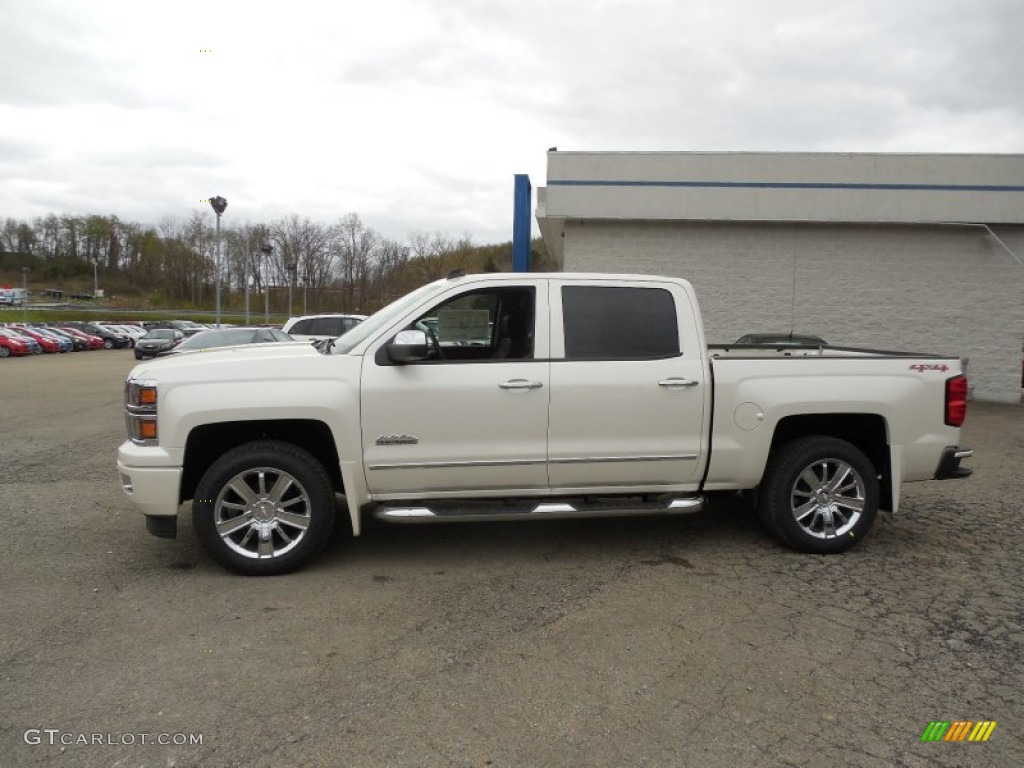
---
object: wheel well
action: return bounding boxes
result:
[770,413,893,510]
[180,420,343,503]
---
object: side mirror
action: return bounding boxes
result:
[387,330,429,363]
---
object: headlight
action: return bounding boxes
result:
[125,378,158,444]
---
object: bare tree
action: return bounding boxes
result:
[272,215,331,314]
[367,238,410,308]
[408,231,476,283]
[330,213,381,312]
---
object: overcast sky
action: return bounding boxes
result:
[1,0,1021,244]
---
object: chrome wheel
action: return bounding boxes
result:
[760,436,879,554]
[790,458,865,539]
[214,467,312,560]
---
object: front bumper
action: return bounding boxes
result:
[935,446,973,480]
[117,458,183,524]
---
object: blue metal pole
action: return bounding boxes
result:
[512,174,532,272]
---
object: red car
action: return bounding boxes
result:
[9,327,60,353]
[0,329,32,357]
[59,327,105,350]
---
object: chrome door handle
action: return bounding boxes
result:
[659,378,699,388]
[499,379,544,390]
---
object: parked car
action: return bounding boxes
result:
[121,324,149,342]
[142,320,207,337]
[9,326,60,353]
[0,329,32,357]
[281,314,366,343]
[171,327,294,354]
[734,333,828,347]
[63,322,132,349]
[98,323,145,346]
[44,326,89,351]
[31,327,73,353]
[57,327,104,350]
[135,329,184,359]
[0,327,41,354]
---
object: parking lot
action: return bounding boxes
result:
[1,351,1021,767]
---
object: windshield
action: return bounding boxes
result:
[144,329,176,339]
[333,280,446,354]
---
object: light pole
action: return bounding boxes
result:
[92,259,98,297]
[302,271,308,315]
[21,266,29,321]
[286,261,297,318]
[244,250,250,325]
[209,196,228,327]
[260,244,273,322]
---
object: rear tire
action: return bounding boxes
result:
[758,436,879,554]
[193,440,336,575]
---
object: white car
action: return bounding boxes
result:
[281,313,366,343]
[102,323,147,345]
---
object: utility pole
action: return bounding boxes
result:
[261,244,273,322]
[244,250,250,324]
[209,196,228,326]
[286,261,296,318]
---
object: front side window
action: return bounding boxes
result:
[407,286,536,362]
[562,286,680,360]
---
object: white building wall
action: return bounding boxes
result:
[544,151,1024,228]
[563,220,1023,402]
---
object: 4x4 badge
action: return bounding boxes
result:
[376,434,419,446]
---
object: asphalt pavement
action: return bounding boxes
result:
[1,350,1020,767]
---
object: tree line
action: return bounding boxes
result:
[0,212,549,314]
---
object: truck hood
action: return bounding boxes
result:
[128,342,332,383]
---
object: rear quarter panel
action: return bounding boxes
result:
[706,356,964,490]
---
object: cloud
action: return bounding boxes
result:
[0,0,1021,244]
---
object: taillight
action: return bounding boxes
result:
[945,375,968,427]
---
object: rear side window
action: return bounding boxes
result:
[289,319,312,335]
[308,318,338,336]
[562,286,680,360]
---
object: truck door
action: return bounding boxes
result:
[547,279,708,490]
[361,279,550,496]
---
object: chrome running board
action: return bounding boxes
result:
[373,495,704,524]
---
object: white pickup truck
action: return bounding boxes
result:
[117,272,973,575]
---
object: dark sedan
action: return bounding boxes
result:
[135,329,184,359]
[170,327,294,354]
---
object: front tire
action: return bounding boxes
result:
[758,436,879,554]
[193,440,336,575]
